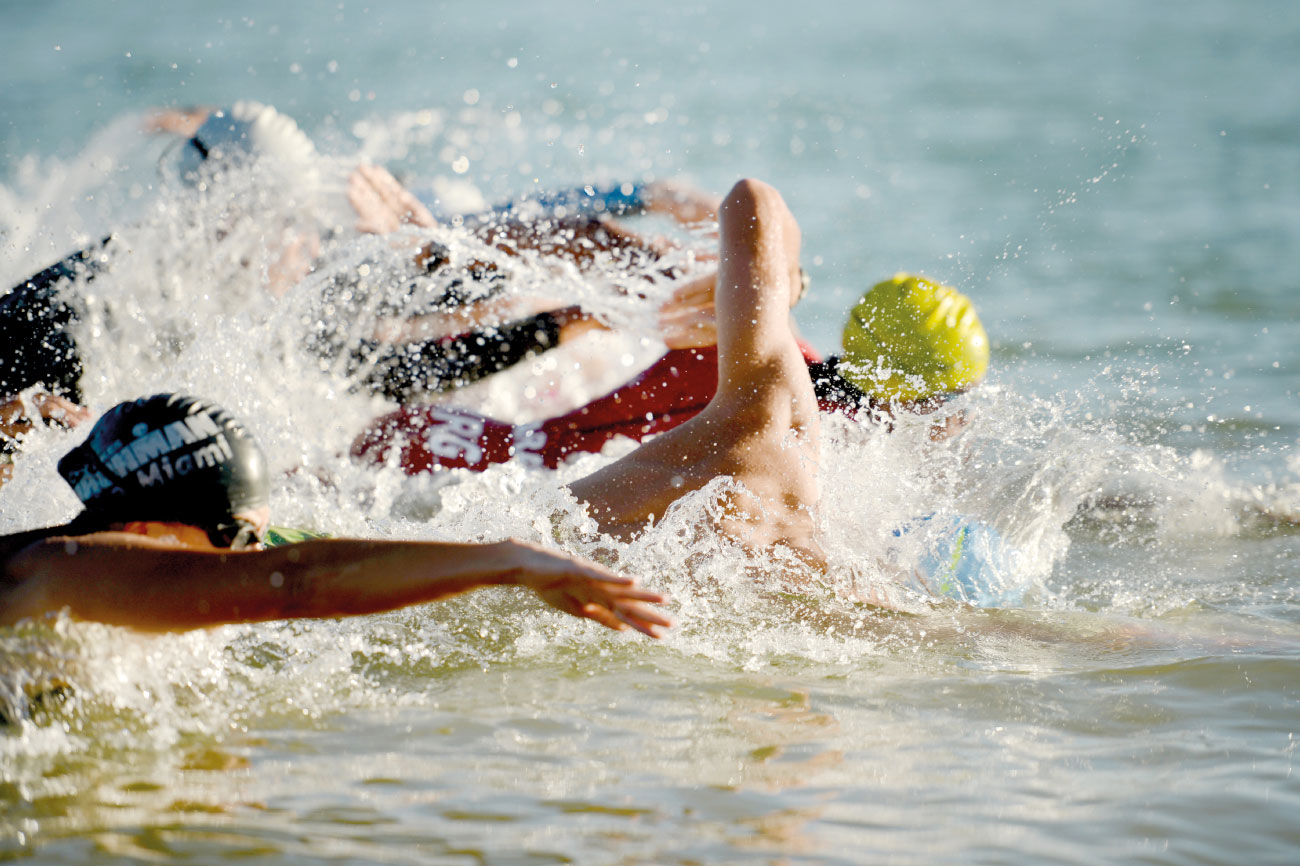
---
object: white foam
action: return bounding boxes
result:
[2,107,1291,762]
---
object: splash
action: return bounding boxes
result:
[2,108,1293,779]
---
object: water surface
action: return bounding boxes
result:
[2,2,1298,863]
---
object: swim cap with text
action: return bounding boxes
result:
[57,394,270,531]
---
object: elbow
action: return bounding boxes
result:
[259,562,319,620]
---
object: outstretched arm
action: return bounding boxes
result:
[1,534,670,636]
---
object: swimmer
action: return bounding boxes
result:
[559,184,985,570]
[356,272,990,474]
[0,103,712,423]
[324,165,724,400]
[0,103,434,455]
[811,272,990,440]
[0,394,669,636]
[0,102,332,421]
[365,179,830,560]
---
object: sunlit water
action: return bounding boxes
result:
[2,2,1299,864]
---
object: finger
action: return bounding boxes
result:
[616,601,673,628]
[665,288,705,310]
[348,168,373,196]
[356,162,391,188]
[614,606,671,638]
[675,278,714,299]
[669,274,715,302]
[350,167,396,207]
[612,588,667,604]
[47,403,93,427]
[659,301,713,324]
[347,177,379,209]
[579,603,628,632]
[662,324,718,350]
[658,301,713,323]
[346,183,365,210]
[402,195,436,227]
[571,570,634,587]
[659,313,715,337]
[368,163,402,193]
[361,165,423,215]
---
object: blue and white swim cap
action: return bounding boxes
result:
[893,514,1025,608]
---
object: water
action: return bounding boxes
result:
[3,1,1299,863]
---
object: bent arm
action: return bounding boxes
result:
[1,534,668,635]
[714,179,804,390]
[361,306,606,399]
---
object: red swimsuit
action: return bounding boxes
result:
[353,343,839,475]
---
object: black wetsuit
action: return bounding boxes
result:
[353,310,565,401]
[0,237,113,403]
[808,356,871,408]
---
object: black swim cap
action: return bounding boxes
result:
[57,395,270,540]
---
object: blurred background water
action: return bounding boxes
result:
[2,1,1298,864]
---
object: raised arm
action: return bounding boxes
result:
[714,179,804,390]
[1,534,669,636]
[564,178,823,556]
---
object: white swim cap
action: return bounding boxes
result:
[178,100,320,191]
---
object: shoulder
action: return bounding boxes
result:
[1,524,78,581]
[3,528,190,580]
[0,533,64,626]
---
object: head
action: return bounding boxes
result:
[839,273,989,410]
[176,101,319,190]
[57,395,270,549]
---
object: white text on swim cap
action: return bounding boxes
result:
[133,437,234,489]
[69,465,117,503]
[99,411,229,478]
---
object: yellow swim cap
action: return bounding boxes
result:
[840,273,989,404]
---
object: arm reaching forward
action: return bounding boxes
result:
[1,533,670,636]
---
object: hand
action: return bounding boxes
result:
[36,393,91,429]
[511,542,672,638]
[549,305,610,344]
[1,393,91,440]
[658,274,718,349]
[143,106,215,137]
[348,163,436,234]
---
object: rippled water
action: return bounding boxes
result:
[3,1,1299,864]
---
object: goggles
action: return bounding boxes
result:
[206,517,265,551]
